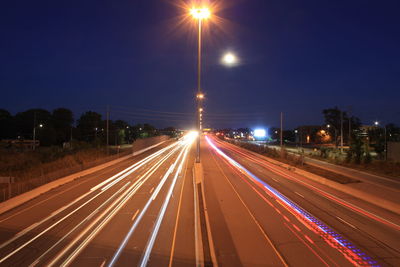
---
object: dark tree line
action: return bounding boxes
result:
[0,108,162,147]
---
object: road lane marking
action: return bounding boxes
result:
[16,146,181,266]
[336,216,357,229]
[0,143,179,252]
[54,145,183,266]
[192,167,205,267]
[208,146,288,267]
[295,191,304,198]
[168,149,191,267]
[108,142,192,267]
[216,138,400,231]
[149,187,154,194]
[139,145,191,267]
[206,136,377,266]
[28,183,131,267]
[131,209,139,221]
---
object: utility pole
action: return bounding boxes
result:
[32,112,36,151]
[384,126,387,161]
[106,105,110,155]
[280,112,283,149]
[348,106,352,146]
[340,110,343,153]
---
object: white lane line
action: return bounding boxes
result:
[192,167,204,267]
[295,191,304,198]
[132,210,140,221]
[149,187,154,194]
[336,216,357,229]
[272,177,278,182]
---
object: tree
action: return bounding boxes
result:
[52,108,74,144]
[386,123,400,142]
[77,111,103,142]
[0,109,15,140]
[112,120,129,145]
[143,123,158,137]
[14,109,52,140]
[322,107,361,145]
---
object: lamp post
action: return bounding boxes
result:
[327,124,337,149]
[33,123,43,150]
[190,7,210,163]
[374,121,387,160]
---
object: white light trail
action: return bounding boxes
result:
[108,135,195,267]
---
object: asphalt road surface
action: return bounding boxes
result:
[203,136,400,267]
[0,133,399,266]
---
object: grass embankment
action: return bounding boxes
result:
[0,144,129,183]
[224,140,359,184]
[318,157,400,179]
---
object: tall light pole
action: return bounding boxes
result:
[190,7,210,163]
[374,121,387,160]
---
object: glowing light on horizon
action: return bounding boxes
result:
[254,128,266,138]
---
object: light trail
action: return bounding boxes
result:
[45,143,183,266]
[0,141,179,264]
[108,133,196,267]
[206,136,378,267]
[214,138,400,231]
[139,144,191,267]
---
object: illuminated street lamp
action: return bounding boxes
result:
[374,121,387,160]
[33,123,44,150]
[190,6,211,163]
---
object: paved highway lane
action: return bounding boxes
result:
[206,136,400,266]
[0,133,199,267]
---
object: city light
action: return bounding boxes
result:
[254,128,266,138]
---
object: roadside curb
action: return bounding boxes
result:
[226,142,400,215]
[0,141,166,215]
[194,162,218,267]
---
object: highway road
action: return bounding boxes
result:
[0,133,399,266]
[0,133,198,267]
[203,136,400,266]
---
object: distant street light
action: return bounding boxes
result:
[327,124,337,148]
[374,121,387,160]
[190,6,211,163]
[33,122,44,151]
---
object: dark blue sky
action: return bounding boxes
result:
[1,0,399,129]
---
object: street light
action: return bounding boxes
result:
[190,6,211,163]
[374,121,387,160]
[33,123,44,150]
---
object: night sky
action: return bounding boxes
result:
[1,0,399,129]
